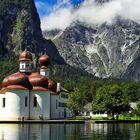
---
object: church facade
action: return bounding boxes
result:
[0,49,72,120]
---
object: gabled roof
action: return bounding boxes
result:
[83,103,92,112]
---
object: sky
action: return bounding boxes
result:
[35,0,83,17]
[35,0,140,31]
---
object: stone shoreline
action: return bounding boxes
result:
[1,120,140,124]
[0,120,85,123]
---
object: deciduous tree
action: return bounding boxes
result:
[67,88,88,116]
[92,84,130,119]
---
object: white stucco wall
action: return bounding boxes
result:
[50,92,72,119]
[58,92,72,118]
[90,113,108,118]
[30,91,50,120]
[50,95,59,119]
[0,89,29,121]
[0,94,6,119]
[0,89,71,120]
[83,112,108,118]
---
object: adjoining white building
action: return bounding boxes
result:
[82,103,108,118]
[0,49,72,121]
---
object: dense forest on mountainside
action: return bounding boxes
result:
[0,53,18,84]
[0,54,96,90]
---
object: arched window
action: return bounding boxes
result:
[33,97,37,107]
[2,98,5,107]
[25,96,28,107]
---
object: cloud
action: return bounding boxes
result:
[40,0,140,31]
[41,7,73,31]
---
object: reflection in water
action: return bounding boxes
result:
[0,123,140,140]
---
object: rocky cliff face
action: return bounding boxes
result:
[0,0,65,64]
[43,19,140,80]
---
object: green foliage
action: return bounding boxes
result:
[12,18,25,50]
[121,81,140,102]
[0,52,18,87]
[137,101,140,111]
[49,65,95,91]
[92,84,130,119]
[0,0,39,54]
[67,88,88,115]
[50,66,140,117]
[75,116,85,120]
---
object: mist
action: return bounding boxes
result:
[40,0,140,31]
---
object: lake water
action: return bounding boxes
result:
[0,123,140,140]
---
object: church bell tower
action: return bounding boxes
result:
[19,48,33,74]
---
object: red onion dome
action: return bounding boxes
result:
[4,72,32,90]
[19,48,32,61]
[1,76,9,91]
[48,79,57,93]
[2,76,9,88]
[29,73,48,91]
[39,54,50,68]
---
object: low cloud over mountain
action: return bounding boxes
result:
[40,0,140,31]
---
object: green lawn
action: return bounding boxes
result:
[91,115,140,120]
[68,114,140,120]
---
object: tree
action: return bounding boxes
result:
[121,81,140,102]
[67,88,88,116]
[92,84,130,119]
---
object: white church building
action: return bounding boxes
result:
[0,49,72,121]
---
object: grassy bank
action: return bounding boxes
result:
[69,115,140,120]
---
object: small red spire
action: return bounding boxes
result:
[19,48,32,61]
[39,54,50,68]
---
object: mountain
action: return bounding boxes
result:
[0,0,65,64]
[0,0,97,87]
[43,19,140,81]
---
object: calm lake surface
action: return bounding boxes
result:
[0,123,140,140]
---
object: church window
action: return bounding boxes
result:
[56,100,58,109]
[33,97,37,107]
[59,102,67,107]
[61,94,68,99]
[25,96,28,107]
[2,98,5,107]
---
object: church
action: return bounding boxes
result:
[0,49,72,121]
